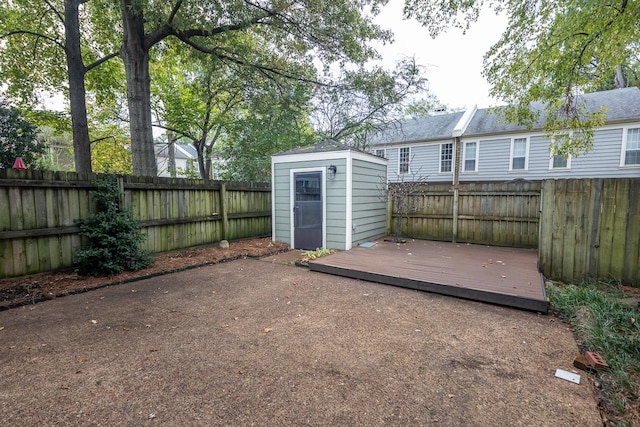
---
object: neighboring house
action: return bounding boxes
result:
[156,143,199,178]
[370,87,640,182]
[155,143,225,179]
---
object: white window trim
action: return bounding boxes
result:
[398,147,410,175]
[374,148,386,159]
[509,137,529,171]
[548,152,572,170]
[620,126,640,167]
[439,142,453,174]
[462,141,479,173]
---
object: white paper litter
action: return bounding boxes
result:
[555,369,581,384]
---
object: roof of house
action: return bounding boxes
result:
[273,139,369,156]
[371,87,640,144]
[465,87,640,136]
[369,112,465,146]
[155,143,198,159]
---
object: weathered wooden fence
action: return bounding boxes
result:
[539,178,640,286]
[389,181,541,248]
[0,169,271,279]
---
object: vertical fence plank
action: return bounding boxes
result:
[623,181,640,285]
[538,180,554,278]
[609,179,630,278]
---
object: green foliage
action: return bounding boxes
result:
[75,177,152,276]
[547,280,640,420]
[91,136,133,175]
[312,57,430,149]
[153,39,317,181]
[0,102,46,168]
[404,0,640,157]
[301,247,335,262]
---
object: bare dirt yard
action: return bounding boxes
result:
[0,245,602,426]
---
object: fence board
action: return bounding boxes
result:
[539,178,640,285]
[389,181,541,248]
[0,171,272,279]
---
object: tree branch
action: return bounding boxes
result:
[0,30,65,51]
[85,51,121,72]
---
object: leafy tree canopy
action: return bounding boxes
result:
[312,57,430,149]
[404,0,640,156]
[0,102,46,168]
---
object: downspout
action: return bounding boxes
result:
[451,104,478,244]
[452,137,461,243]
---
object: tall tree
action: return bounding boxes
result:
[404,0,640,155]
[118,0,391,176]
[152,40,315,180]
[0,0,119,173]
[311,57,429,149]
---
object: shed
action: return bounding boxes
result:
[271,140,388,250]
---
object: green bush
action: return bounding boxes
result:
[74,177,152,276]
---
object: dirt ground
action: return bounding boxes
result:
[0,249,602,426]
[0,237,290,310]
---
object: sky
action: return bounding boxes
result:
[374,0,508,110]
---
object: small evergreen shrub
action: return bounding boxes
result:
[75,177,152,276]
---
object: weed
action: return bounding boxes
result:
[547,279,640,423]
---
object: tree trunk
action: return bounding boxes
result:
[64,0,92,174]
[167,131,176,177]
[121,1,157,177]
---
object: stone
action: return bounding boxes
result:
[219,240,229,249]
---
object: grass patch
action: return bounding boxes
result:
[547,279,640,425]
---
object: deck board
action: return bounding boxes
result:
[308,239,548,312]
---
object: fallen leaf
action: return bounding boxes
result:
[76,357,86,363]
[222,323,229,328]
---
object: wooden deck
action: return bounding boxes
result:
[309,239,548,313]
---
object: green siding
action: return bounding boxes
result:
[351,159,387,245]
[273,159,348,249]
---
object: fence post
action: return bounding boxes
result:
[452,188,459,243]
[116,175,125,210]
[220,181,229,240]
[386,194,393,236]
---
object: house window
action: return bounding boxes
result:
[623,127,640,165]
[510,137,528,170]
[399,147,410,174]
[549,138,571,169]
[440,143,453,173]
[374,149,386,159]
[463,141,478,172]
[551,154,569,169]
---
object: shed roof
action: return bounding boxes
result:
[273,139,369,156]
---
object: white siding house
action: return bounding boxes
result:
[371,87,640,182]
[155,143,199,178]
